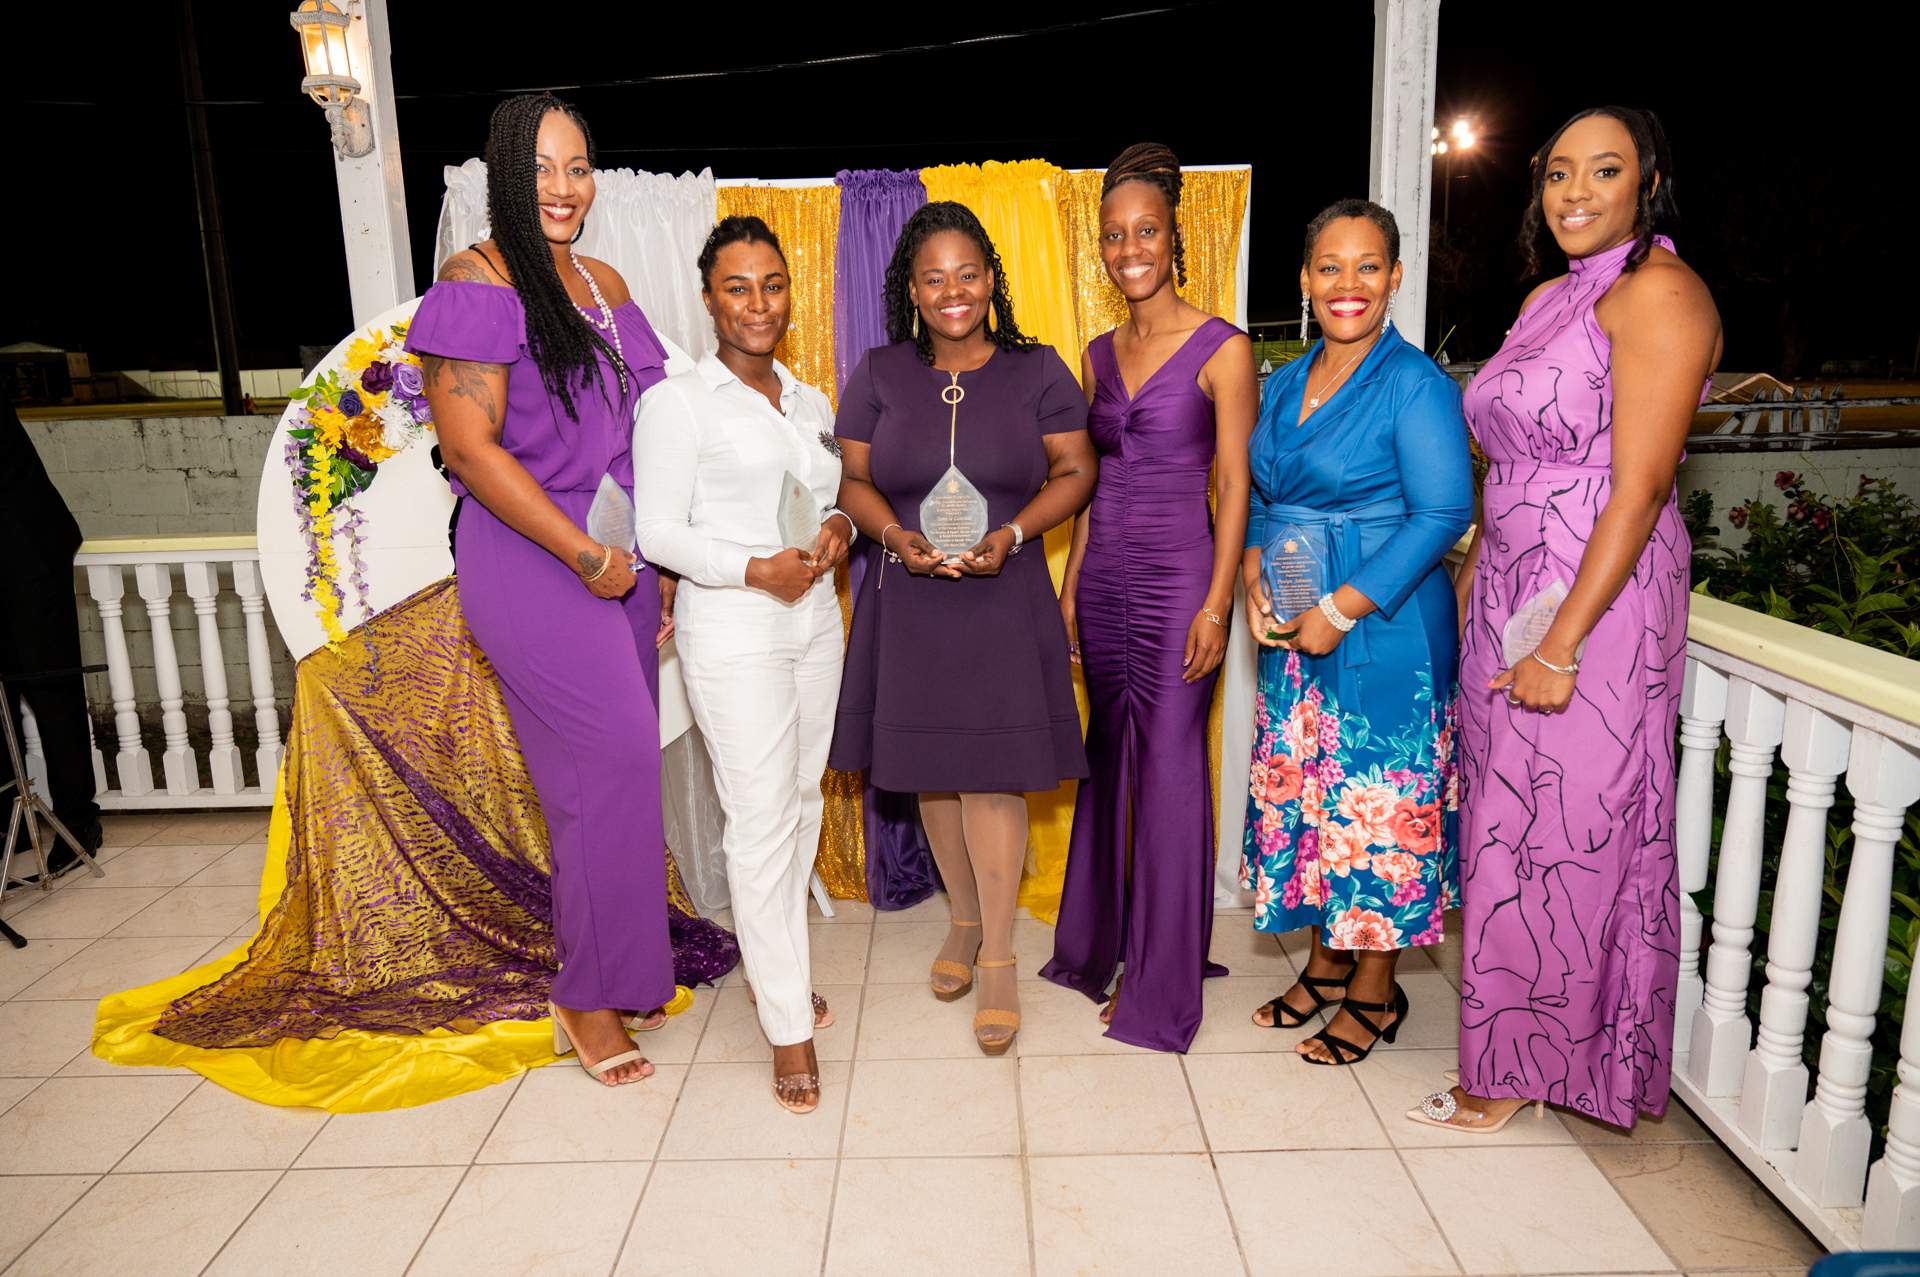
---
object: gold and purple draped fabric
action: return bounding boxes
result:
[94,577,735,1110]
[716,183,843,407]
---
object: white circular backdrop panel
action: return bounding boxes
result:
[254,297,454,662]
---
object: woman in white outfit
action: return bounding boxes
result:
[634,216,851,1114]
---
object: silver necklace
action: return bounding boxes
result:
[1305,335,1376,410]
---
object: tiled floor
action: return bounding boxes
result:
[0,813,1824,1276]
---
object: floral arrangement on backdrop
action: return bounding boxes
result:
[284,319,433,645]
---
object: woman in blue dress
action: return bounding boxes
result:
[1241,200,1473,1065]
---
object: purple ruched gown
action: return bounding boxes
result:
[1041,318,1240,1052]
[407,280,677,1017]
[1456,235,1696,1125]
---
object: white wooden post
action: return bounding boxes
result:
[182,562,242,795]
[133,563,196,796]
[87,710,106,797]
[86,564,151,797]
[1366,0,1439,351]
[1675,657,1730,1051]
[334,0,414,329]
[1797,729,1920,1207]
[1741,701,1851,1148]
[1689,677,1785,1095]
[232,561,284,789]
[18,701,48,800]
[1867,968,1920,1245]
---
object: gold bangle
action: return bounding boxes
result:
[582,544,614,582]
[1201,607,1228,629]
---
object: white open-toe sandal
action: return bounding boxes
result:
[551,1002,646,1084]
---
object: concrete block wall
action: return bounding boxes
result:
[1675,448,1920,551]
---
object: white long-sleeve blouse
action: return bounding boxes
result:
[633,353,844,589]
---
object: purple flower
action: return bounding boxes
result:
[409,393,434,423]
[1390,879,1427,907]
[1787,502,1807,525]
[338,389,364,417]
[360,361,395,394]
[339,443,374,470]
[392,361,425,398]
[1727,505,1748,529]
[1774,470,1798,491]
[817,430,843,457]
[1813,509,1831,531]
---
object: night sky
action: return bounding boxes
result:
[12,0,1912,379]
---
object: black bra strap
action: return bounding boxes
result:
[467,243,508,284]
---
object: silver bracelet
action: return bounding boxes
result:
[1530,649,1579,676]
[1317,593,1356,633]
[1002,521,1025,554]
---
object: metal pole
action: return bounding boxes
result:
[175,0,244,417]
[1367,0,1441,351]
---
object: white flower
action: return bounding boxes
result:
[374,400,419,452]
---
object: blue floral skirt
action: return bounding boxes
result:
[1241,649,1458,950]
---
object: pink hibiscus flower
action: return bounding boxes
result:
[1328,906,1405,951]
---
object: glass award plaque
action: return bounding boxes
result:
[775,470,821,552]
[1262,523,1327,622]
[1502,579,1585,667]
[586,472,635,553]
[919,372,988,562]
[920,466,989,560]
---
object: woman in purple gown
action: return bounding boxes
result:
[1410,107,1721,1133]
[409,94,677,1087]
[830,201,1096,1055]
[1040,144,1255,1052]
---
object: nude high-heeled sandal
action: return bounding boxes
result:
[745,984,834,1029]
[550,1002,648,1085]
[932,919,982,1002]
[973,957,1019,1056]
[1405,1088,1544,1134]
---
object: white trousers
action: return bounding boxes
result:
[674,575,844,1047]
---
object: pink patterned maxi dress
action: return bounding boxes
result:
[1456,234,1693,1126]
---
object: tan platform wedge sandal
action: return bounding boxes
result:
[973,956,1019,1056]
[931,919,982,1002]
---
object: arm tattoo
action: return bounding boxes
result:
[423,355,505,427]
[576,547,605,577]
[437,255,496,284]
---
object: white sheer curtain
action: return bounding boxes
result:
[432,158,719,359]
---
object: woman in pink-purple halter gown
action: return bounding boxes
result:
[1409,107,1722,1134]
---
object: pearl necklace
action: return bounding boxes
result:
[567,251,627,394]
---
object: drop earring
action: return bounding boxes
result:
[1300,292,1312,343]
[1385,291,1397,328]
[911,294,919,340]
[986,301,997,335]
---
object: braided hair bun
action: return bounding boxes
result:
[1100,143,1187,288]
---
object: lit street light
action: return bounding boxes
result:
[1431,118,1478,359]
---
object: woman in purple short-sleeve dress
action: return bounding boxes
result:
[830,201,1096,1056]
[408,94,677,1087]
[1410,106,1720,1134]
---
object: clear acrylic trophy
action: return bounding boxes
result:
[586,472,636,554]
[920,375,989,562]
[1261,522,1326,634]
[775,470,822,552]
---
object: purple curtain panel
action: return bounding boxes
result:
[833,169,928,390]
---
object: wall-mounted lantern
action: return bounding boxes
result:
[290,0,373,158]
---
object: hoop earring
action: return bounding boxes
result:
[1385,290,1397,328]
[1300,292,1312,343]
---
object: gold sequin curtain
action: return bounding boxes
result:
[714,184,843,406]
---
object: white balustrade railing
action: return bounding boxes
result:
[1676,594,1920,1250]
[32,535,289,810]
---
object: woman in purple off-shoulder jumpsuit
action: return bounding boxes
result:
[409,94,677,1087]
[1411,106,1721,1134]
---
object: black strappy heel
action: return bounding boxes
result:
[1301,982,1408,1066]
[1254,972,1351,1029]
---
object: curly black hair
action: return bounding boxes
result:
[697,215,786,291]
[1302,198,1400,266]
[881,201,1037,364]
[483,92,628,421]
[1518,105,1679,278]
[1101,142,1186,288]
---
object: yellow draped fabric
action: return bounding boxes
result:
[713,183,871,899]
[714,183,843,407]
